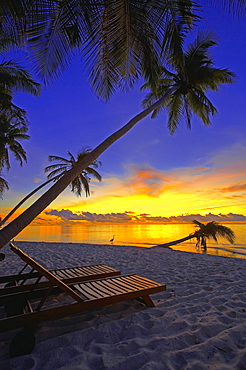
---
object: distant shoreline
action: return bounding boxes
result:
[12,237,246,260]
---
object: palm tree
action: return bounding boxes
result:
[155,220,235,251]
[0,32,236,247]
[140,30,235,132]
[0,149,102,227]
[193,220,235,251]
[45,149,102,197]
[0,40,41,173]
[0,113,30,171]
[0,59,41,117]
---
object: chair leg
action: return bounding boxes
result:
[141,295,155,307]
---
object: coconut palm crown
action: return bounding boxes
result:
[44,149,102,197]
[0,59,41,117]
[141,31,236,133]
[0,149,102,227]
[193,220,235,250]
[0,114,30,170]
[155,219,235,250]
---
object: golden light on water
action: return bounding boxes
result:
[14,223,246,259]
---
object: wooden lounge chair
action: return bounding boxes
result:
[0,250,121,296]
[0,243,166,357]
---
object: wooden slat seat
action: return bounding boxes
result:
[0,250,120,296]
[0,243,166,354]
[73,274,163,301]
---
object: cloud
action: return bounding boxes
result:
[209,143,246,167]
[46,209,132,223]
[125,167,168,197]
[135,212,246,223]
[167,213,246,223]
[45,209,246,224]
[217,183,246,193]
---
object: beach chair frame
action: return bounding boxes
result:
[0,247,121,295]
[0,243,166,357]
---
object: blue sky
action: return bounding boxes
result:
[1,3,246,224]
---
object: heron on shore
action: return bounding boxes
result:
[110,235,115,243]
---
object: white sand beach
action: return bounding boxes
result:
[0,241,246,369]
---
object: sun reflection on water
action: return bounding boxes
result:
[15,223,246,259]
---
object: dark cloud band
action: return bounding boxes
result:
[45,209,246,223]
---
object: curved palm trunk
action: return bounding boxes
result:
[154,234,195,247]
[0,177,58,227]
[0,86,178,248]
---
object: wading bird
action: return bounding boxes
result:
[110,235,115,243]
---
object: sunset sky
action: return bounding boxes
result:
[1,3,246,226]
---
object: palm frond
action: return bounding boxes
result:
[185,30,218,69]
[45,166,68,179]
[84,0,162,99]
[24,0,95,83]
[8,143,27,166]
[78,174,90,197]
[187,88,217,125]
[0,172,9,198]
[45,148,102,197]
[67,151,76,163]
[198,67,236,91]
[0,113,30,170]
[71,176,83,197]
[193,219,204,228]
[166,92,183,134]
[211,223,235,244]
[0,147,10,171]
[86,167,102,182]
[0,60,41,96]
[192,220,235,246]
[47,155,71,164]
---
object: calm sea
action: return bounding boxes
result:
[15,223,246,259]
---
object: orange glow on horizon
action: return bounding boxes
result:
[1,152,246,226]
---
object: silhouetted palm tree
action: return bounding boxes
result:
[0,59,41,118]
[0,149,102,227]
[141,31,235,132]
[45,149,102,197]
[0,36,41,173]
[192,220,235,251]
[0,32,236,247]
[155,220,235,251]
[0,114,30,170]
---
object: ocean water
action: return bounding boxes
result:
[14,223,246,259]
